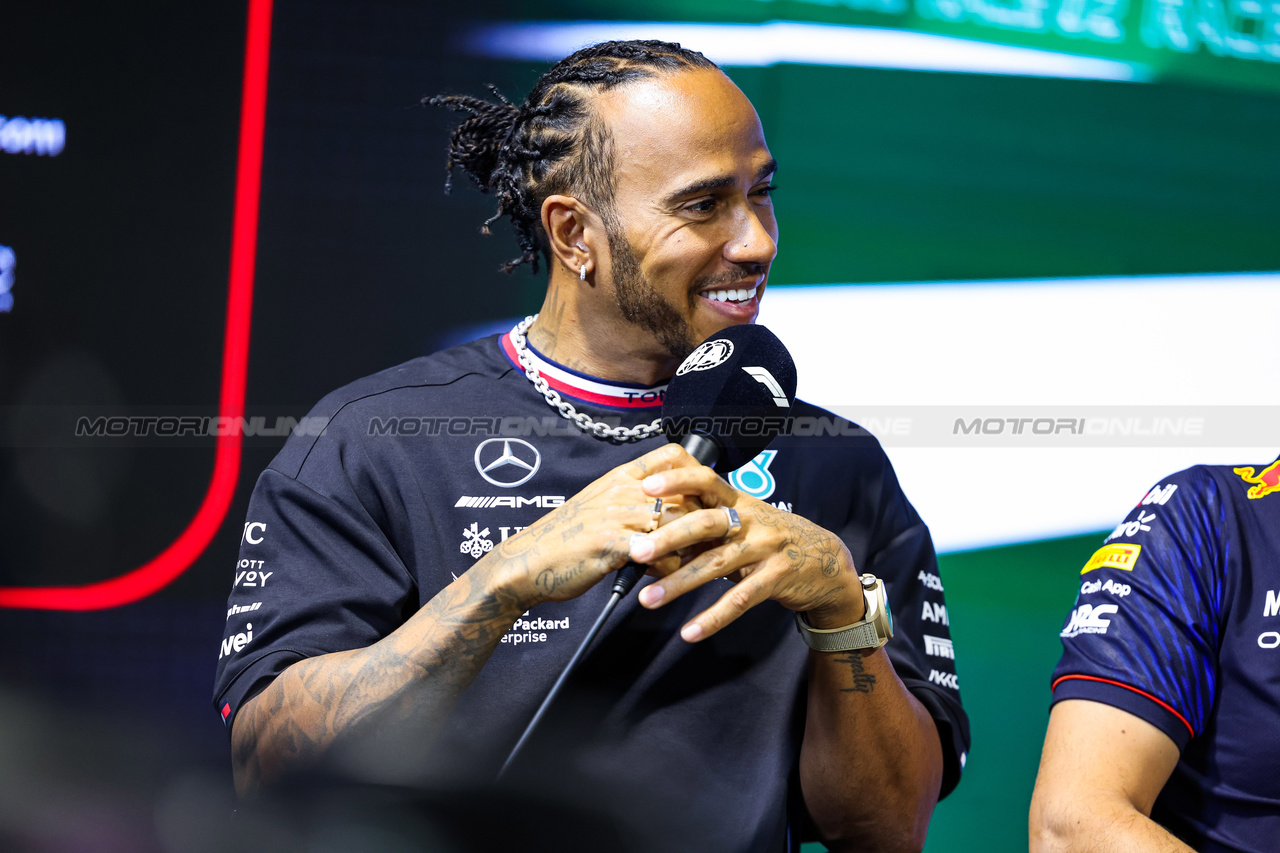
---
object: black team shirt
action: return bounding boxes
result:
[214,329,969,851]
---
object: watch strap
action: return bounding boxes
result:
[793,574,891,652]
[794,618,881,652]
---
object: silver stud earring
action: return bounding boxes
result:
[579,263,587,281]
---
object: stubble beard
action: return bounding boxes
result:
[606,225,698,363]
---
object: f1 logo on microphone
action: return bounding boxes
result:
[742,367,789,407]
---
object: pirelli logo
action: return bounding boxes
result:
[454,495,564,509]
[1081,543,1142,575]
[923,635,954,659]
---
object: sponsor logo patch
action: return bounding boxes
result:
[1104,511,1157,542]
[1060,603,1119,637]
[234,561,272,588]
[917,571,945,592]
[1139,483,1178,507]
[241,521,266,545]
[1080,579,1131,598]
[474,438,541,488]
[218,622,255,660]
[460,522,495,559]
[1234,461,1280,500]
[728,449,777,500]
[928,669,959,690]
[924,635,954,659]
[454,495,564,509]
[227,601,263,620]
[922,601,949,626]
[500,615,572,646]
[1081,543,1142,575]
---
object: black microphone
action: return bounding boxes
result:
[661,322,797,470]
[611,323,798,596]
[500,325,798,779]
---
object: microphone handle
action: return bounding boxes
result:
[611,563,647,596]
[610,432,722,597]
[678,432,720,467]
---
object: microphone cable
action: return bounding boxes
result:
[496,563,648,780]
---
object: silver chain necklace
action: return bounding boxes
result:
[510,314,664,442]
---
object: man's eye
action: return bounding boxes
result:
[688,199,717,213]
[753,184,778,198]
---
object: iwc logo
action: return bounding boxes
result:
[474,438,541,487]
[676,339,734,375]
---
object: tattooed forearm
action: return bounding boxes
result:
[834,651,878,694]
[231,561,524,793]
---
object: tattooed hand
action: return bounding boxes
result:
[625,465,865,641]
[490,442,702,609]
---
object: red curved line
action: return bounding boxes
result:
[0,0,273,611]
[1051,674,1195,738]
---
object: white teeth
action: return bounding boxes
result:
[703,286,758,304]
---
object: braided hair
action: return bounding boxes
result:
[425,40,717,274]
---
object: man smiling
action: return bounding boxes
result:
[214,40,967,851]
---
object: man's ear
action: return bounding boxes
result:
[542,195,603,282]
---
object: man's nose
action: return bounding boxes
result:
[724,206,777,267]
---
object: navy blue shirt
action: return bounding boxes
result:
[214,331,969,850]
[1052,458,1280,852]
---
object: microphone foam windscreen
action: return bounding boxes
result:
[662,323,798,473]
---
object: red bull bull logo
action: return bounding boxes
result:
[1233,461,1280,500]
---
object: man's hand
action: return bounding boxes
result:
[493,442,704,608]
[624,465,864,641]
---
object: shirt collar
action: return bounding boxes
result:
[500,327,667,409]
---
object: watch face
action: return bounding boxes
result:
[885,597,894,638]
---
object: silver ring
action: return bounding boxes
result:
[648,498,663,532]
[722,506,741,537]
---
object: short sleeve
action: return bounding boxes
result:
[1050,468,1225,750]
[211,462,415,731]
[863,459,970,799]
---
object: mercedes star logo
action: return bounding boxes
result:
[474,438,541,488]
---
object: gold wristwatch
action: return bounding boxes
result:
[794,574,893,652]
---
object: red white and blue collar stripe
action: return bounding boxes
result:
[501,328,667,409]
